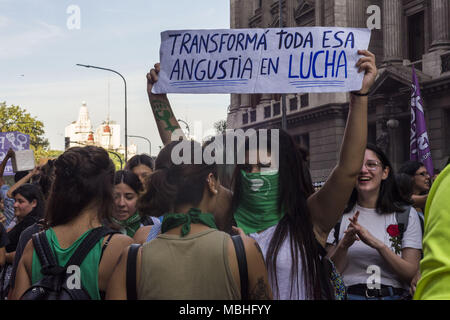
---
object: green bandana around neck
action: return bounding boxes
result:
[112,211,142,237]
[161,207,217,237]
[234,169,283,234]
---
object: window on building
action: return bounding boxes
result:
[264,106,271,118]
[243,113,248,125]
[408,12,425,63]
[294,0,315,26]
[273,102,280,116]
[290,97,298,111]
[300,94,309,108]
[442,52,450,73]
[250,110,256,122]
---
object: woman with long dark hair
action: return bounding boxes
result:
[107,141,271,300]
[11,146,133,300]
[326,144,422,300]
[143,49,377,300]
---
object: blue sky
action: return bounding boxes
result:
[0,0,230,154]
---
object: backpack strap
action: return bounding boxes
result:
[99,233,115,261]
[395,205,411,241]
[65,227,119,267]
[140,216,154,226]
[32,231,58,271]
[126,244,141,300]
[231,235,248,300]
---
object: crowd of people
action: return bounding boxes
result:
[0,49,449,300]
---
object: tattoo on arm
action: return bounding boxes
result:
[249,277,271,300]
[152,100,180,133]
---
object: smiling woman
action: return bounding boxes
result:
[6,184,44,253]
[326,144,423,300]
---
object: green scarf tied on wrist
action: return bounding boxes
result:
[234,169,284,235]
[161,208,217,237]
[112,212,142,237]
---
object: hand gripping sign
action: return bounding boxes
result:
[152,27,371,94]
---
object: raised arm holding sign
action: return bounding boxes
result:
[147,64,184,146]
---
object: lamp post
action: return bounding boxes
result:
[177,119,190,137]
[279,0,287,131]
[76,64,128,162]
[128,135,152,156]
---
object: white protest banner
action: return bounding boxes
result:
[152,27,371,94]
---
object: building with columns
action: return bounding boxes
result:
[227,0,450,183]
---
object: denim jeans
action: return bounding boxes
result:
[347,293,403,300]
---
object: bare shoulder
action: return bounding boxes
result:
[21,238,35,271]
[133,226,152,244]
[22,238,34,256]
[107,233,135,249]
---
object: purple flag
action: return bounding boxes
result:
[410,67,434,176]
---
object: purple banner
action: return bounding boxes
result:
[410,67,434,176]
[0,131,31,176]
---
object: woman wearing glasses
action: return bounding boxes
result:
[398,161,431,215]
[326,144,422,300]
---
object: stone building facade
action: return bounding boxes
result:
[227,0,450,183]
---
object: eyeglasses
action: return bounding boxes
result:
[415,172,430,177]
[364,160,382,171]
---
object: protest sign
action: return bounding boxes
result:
[152,27,371,94]
[0,131,31,176]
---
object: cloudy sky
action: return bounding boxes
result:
[0,0,230,154]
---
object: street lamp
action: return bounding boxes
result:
[177,119,190,136]
[279,0,287,131]
[128,135,152,156]
[76,64,128,162]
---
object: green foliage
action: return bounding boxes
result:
[33,147,63,164]
[213,119,228,135]
[108,151,125,171]
[1,101,53,165]
[0,102,49,150]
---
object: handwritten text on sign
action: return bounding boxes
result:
[152,27,371,94]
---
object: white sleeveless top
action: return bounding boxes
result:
[250,225,308,300]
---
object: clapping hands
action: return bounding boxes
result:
[348,211,384,250]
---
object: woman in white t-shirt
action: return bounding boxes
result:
[326,144,422,300]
